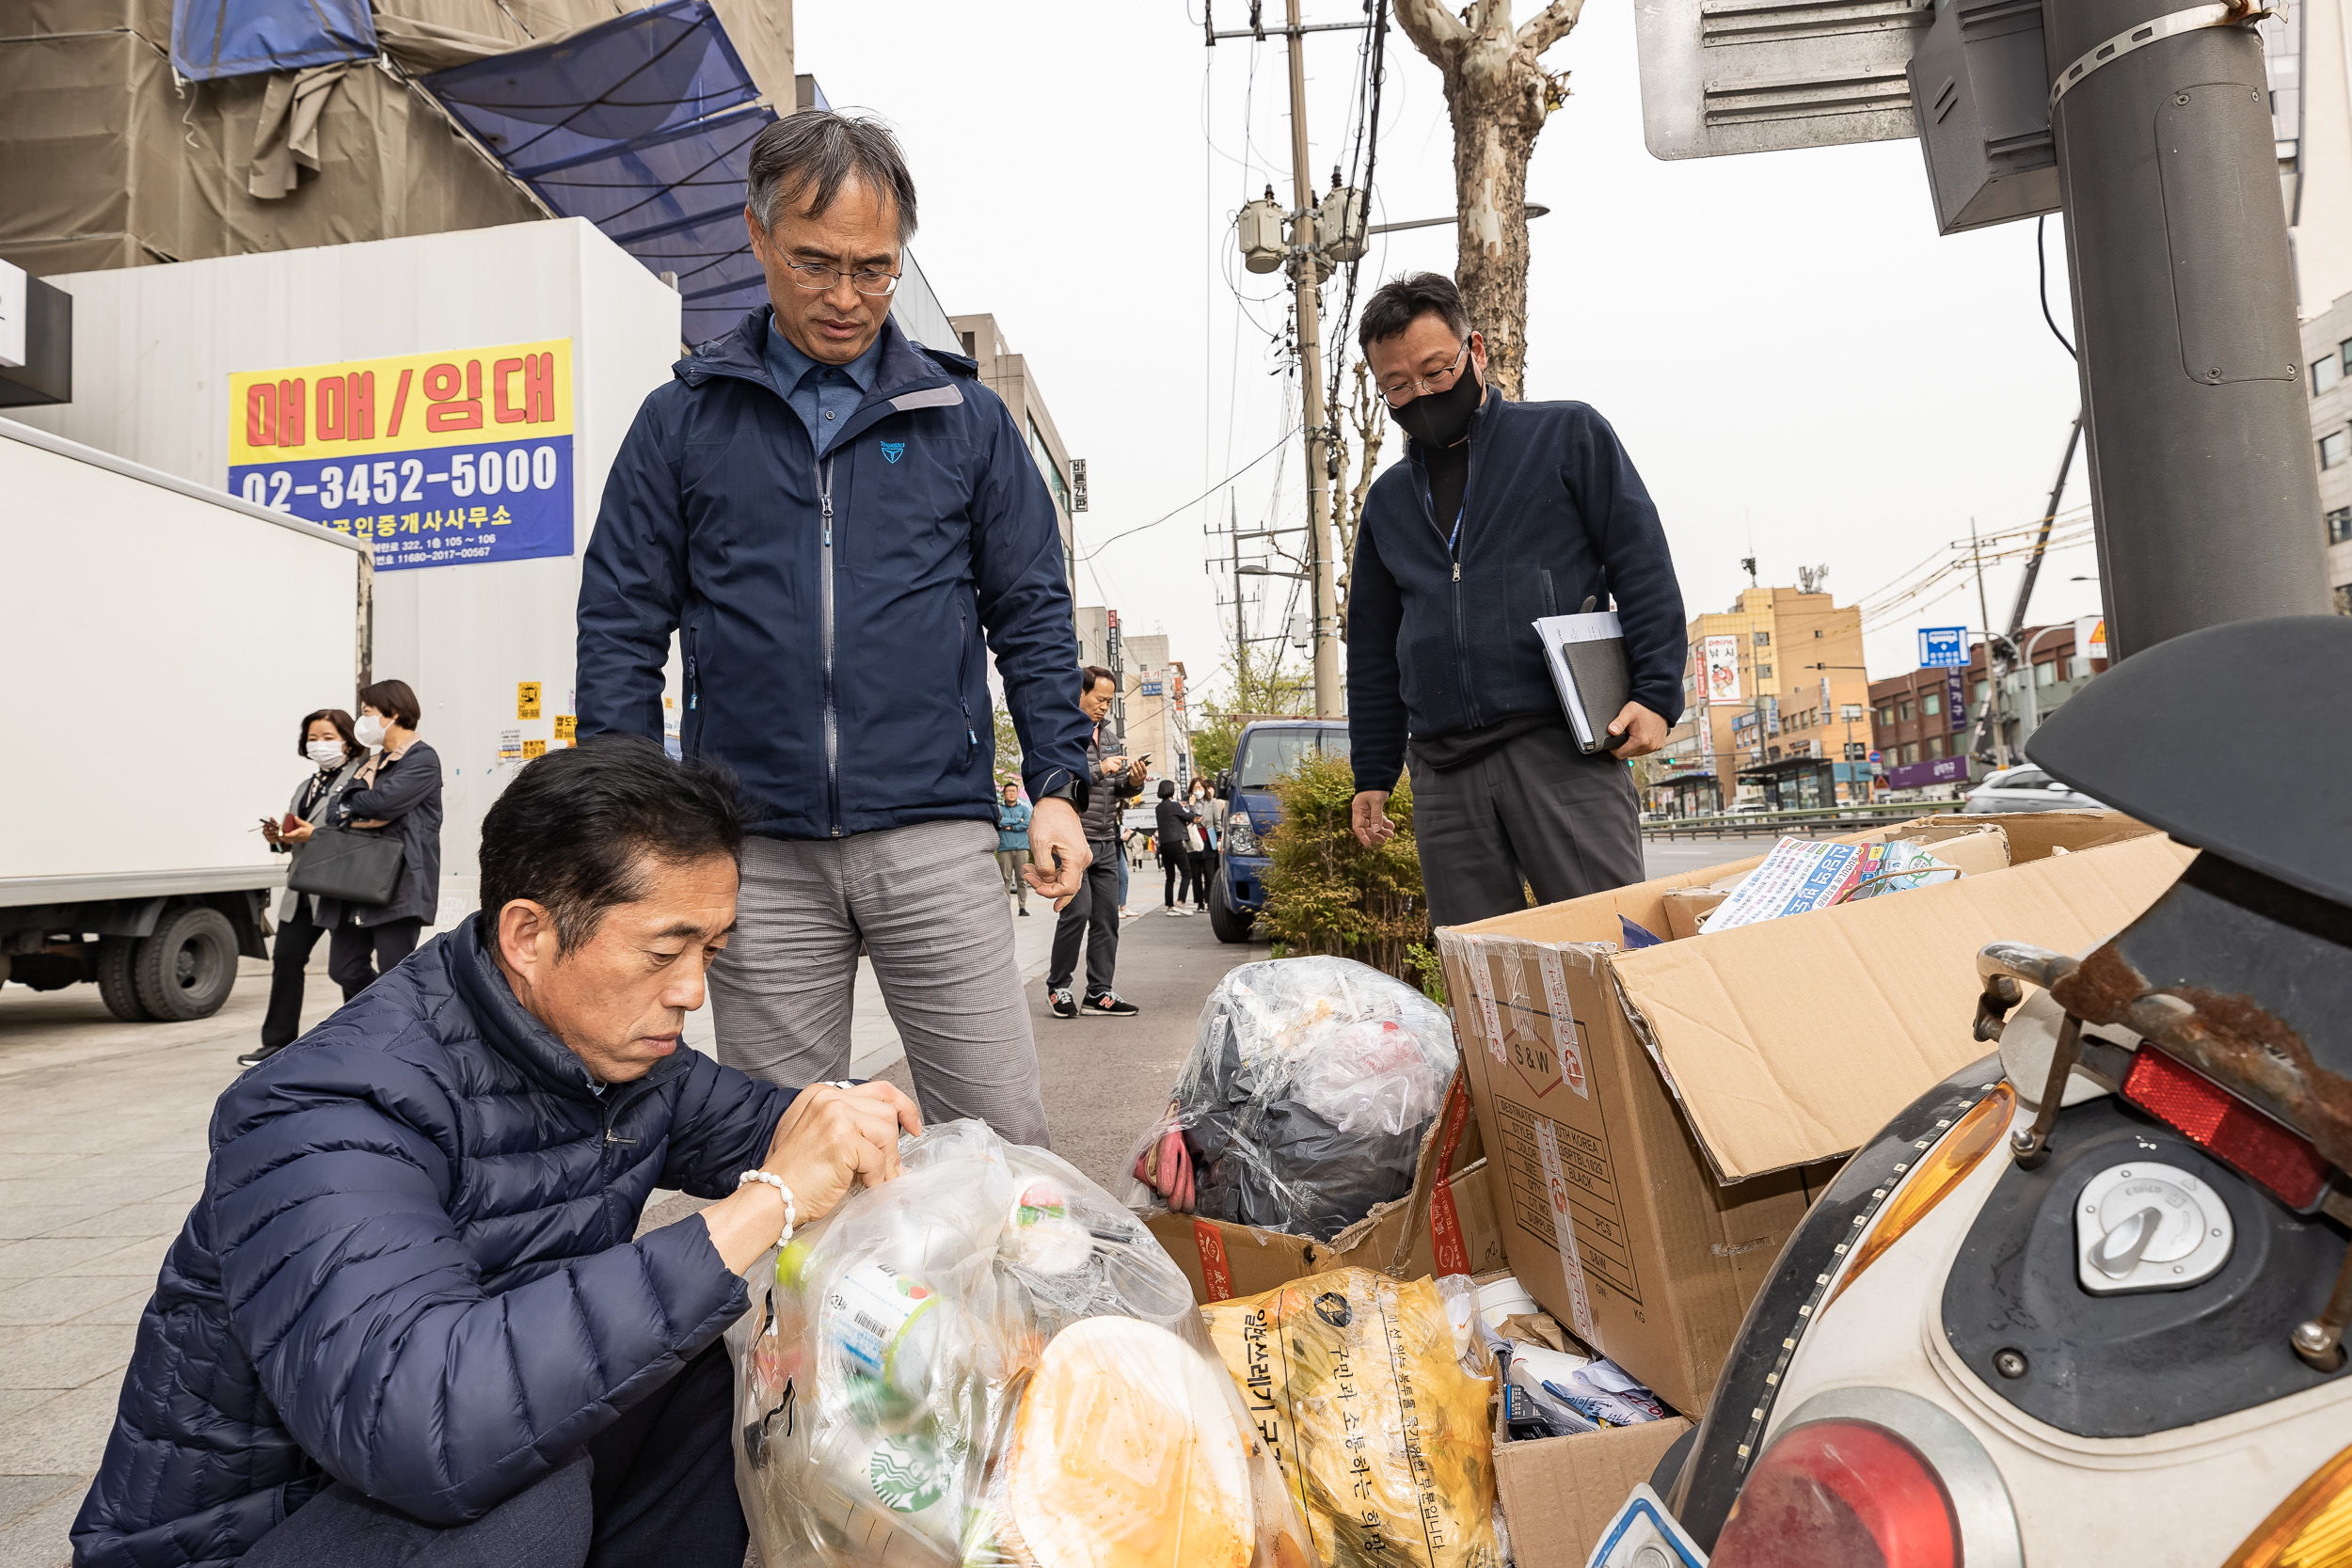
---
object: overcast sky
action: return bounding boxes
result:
[794,2,2103,690]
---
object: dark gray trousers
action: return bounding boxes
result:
[1047,837,1123,995]
[1408,723,1645,929]
[240,1339,743,1568]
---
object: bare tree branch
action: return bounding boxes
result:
[1391,0,1469,59]
[1518,0,1586,53]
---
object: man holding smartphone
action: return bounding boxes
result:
[1044,667,1142,1019]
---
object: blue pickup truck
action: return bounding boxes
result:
[1207,718,1351,943]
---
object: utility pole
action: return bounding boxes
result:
[2048,0,2331,656]
[1965,516,2010,768]
[1228,493,1247,674]
[1283,0,1342,719]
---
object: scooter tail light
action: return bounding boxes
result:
[2121,1047,2332,1211]
[1711,1419,1959,1568]
[2222,1438,2352,1568]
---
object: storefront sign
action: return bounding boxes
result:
[1702,635,1742,703]
[228,339,575,572]
[1884,754,1969,791]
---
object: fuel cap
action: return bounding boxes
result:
[2075,1162,2233,1295]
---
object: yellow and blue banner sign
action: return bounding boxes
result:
[228,338,575,572]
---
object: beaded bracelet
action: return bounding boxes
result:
[738,1169,797,1245]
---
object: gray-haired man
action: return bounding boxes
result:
[578,112,1095,1145]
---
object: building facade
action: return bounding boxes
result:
[2300,292,2352,613]
[952,312,1079,598]
[1873,622,2105,795]
[1654,586,1872,813]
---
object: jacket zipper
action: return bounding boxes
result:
[683,627,701,755]
[1417,447,1482,729]
[957,610,976,768]
[818,455,842,836]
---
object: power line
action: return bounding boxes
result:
[1077,426,1301,561]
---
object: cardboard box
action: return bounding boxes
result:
[1147,1071,1511,1304]
[1493,1415,1692,1568]
[1437,813,2191,1415]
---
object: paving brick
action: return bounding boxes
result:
[0,1486,81,1568]
[0,1382,121,1476]
[0,1325,137,1390]
[33,1207,194,1242]
[0,1278,149,1330]
[0,1241,126,1280]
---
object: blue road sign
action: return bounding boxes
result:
[1918,626,1969,668]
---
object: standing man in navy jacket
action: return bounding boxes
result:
[1346,273,1687,928]
[578,113,1092,1146]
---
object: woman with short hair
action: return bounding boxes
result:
[241,708,366,1068]
[1154,778,1200,917]
[316,678,444,999]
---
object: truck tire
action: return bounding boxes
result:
[1209,872,1254,944]
[133,907,239,1022]
[95,937,152,1022]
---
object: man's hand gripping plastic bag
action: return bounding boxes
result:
[726,1118,1314,1568]
[1126,958,1458,1242]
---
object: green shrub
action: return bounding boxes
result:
[1257,752,1430,983]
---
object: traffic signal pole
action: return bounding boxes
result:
[2048,0,2330,657]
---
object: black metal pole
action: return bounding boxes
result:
[2046,0,2330,659]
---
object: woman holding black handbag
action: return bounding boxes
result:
[239,708,368,1068]
[314,679,443,1001]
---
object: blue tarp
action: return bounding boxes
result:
[171,0,378,81]
[424,1,778,342]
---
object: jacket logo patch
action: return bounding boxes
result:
[880,441,906,465]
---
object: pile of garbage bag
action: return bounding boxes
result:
[1127,957,1459,1241]
[1202,1267,1501,1568]
[727,1118,1313,1568]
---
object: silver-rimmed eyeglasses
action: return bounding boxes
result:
[784,261,900,297]
[1378,338,1470,407]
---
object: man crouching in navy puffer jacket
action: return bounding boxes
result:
[71,737,920,1568]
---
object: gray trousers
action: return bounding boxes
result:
[707,818,1049,1147]
[1408,723,1645,929]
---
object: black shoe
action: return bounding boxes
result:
[236,1043,285,1069]
[1018,908,1032,916]
[1082,990,1139,1019]
[1048,986,1078,1019]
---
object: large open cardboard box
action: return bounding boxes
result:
[1436,812,2190,1417]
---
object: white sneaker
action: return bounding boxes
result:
[1165,906,1186,917]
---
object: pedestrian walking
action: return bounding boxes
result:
[1346,273,1687,927]
[1187,774,1220,913]
[995,781,1033,916]
[315,678,443,1001]
[241,707,367,1068]
[1045,667,1142,1019]
[576,111,1092,1146]
[1154,779,1199,917]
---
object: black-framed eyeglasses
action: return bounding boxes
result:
[784,260,900,297]
[1378,338,1470,408]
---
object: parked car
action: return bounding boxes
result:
[1208,720,1350,943]
[1962,764,2107,814]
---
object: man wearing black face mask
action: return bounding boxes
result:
[1345,272,1686,928]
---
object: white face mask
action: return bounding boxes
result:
[306,740,347,768]
[354,714,388,748]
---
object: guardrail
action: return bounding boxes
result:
[1641,800,1952,840]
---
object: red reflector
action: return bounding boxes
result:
[2122,1048,2332,1211]
[1714,1420,1958,1568]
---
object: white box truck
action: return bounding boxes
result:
[0,416,371,1020]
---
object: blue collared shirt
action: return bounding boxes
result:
[764,319,882,457]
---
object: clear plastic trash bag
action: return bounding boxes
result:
[1126,958,1459,1242]
[727,1118,1314,1568]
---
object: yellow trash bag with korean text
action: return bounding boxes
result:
[1203,1268,1499,1568]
